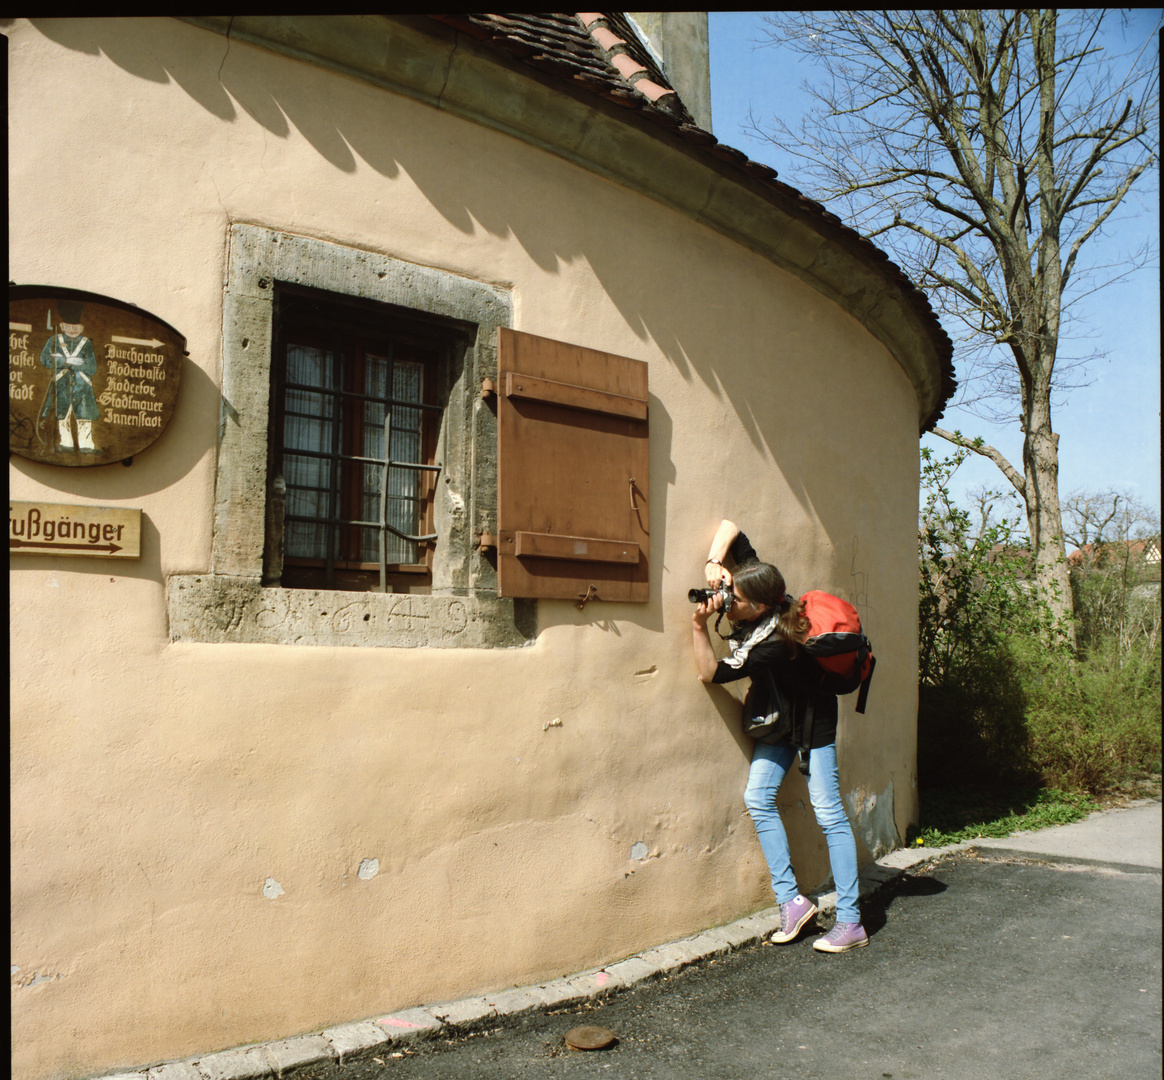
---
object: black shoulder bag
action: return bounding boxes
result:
[755,666,815,775]
[741,666,795,745]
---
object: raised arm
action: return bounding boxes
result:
[704,519,740,587]
[693,519,740,682]
[691,596,721,683]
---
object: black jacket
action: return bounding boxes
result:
[710,531,838,748]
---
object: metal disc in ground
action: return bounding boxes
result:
[564,1025,617,1050]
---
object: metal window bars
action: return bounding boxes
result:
[280,357,441,592]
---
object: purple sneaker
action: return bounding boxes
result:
[770,895,817,944]
[813,921,868,953]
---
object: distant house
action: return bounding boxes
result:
[1068,537,1162,582]
[9,15,954,1080]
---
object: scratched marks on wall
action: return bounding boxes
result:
[248,592,471,642]
[168,575,476,646]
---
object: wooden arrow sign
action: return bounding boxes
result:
[9,501,141,559]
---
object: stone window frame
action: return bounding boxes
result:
[265,283,459,592]
[166,224,534,648]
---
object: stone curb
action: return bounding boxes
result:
[88,850,922,1080]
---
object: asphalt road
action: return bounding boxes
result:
[334,852,1162,1080]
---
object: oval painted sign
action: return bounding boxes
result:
[9,285,186,467]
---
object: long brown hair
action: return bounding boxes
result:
[733,560,811,653]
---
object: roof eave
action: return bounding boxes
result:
[178,14,954,432]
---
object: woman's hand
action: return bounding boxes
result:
[706,562,733,589]
[691,588,728,628]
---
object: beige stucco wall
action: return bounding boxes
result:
[9,17,922,1080]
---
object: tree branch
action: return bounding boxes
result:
[1063,158,1152,287]
[931,427,1027,495]
[890,216,1010,319]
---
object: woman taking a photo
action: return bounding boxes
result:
[691,519,867,953]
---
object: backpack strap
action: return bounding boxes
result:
[798,698,814,776]
[855,652,876,714]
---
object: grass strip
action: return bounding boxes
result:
[909,787,1098,848]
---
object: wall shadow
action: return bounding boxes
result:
[8,353,219,586]
[20,17,903,600]
[860,869,949,938]
[24,18,801,468]
[9,354,218,498]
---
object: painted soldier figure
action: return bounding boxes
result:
[39,299,101,453]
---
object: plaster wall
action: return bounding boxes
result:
[8,18,920,1080]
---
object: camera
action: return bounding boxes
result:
[688,583,733,611]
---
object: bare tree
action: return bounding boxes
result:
[966,481,1025,541]
[1062,488,1161,658]
[752,10,1160,646]
[1062,487,1160,553]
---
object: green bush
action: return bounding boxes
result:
[918,447,1052,790]
[917,642,1038,791]
[920,629,1161,795]
[917,449,1161,798]
[1015,633,1162,793]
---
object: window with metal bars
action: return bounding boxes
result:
[266,285,455,592]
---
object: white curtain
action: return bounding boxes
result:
[363,355,423,564]
[283,344,425,567]
[283,344,337,561]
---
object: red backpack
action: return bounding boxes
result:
[756,590,877,776]
[799,590,875,713]
[778,591,875,777]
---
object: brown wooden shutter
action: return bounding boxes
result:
[496,328,649,603]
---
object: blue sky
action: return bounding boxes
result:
[707,11,1161,526]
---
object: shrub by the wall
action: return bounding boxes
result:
[917,450,1160,797]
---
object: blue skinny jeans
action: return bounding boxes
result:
[743,740,861,925]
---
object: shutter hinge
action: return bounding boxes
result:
[477,532,497,551]
[480,377,497,399]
